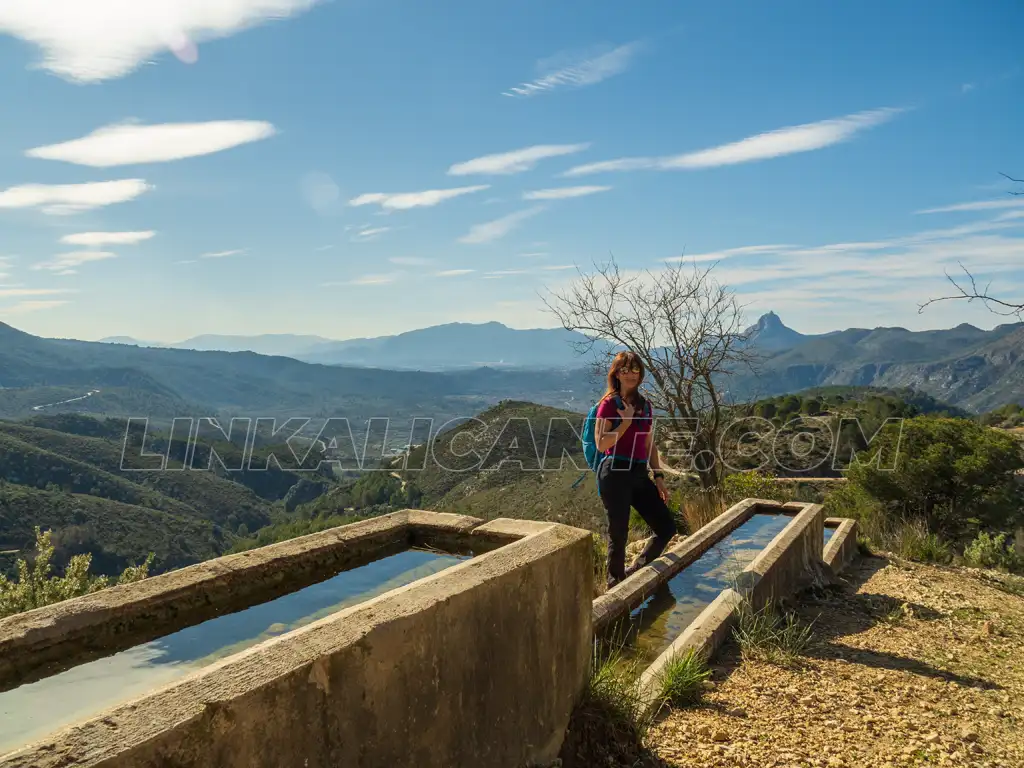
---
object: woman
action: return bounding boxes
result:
[594,351,679,588]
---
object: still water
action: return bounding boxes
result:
[614,513,796,666]
[0,548,466,756]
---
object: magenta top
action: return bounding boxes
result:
[596,395,652,462]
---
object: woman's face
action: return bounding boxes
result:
[616,363,642,388]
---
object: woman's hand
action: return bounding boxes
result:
[655,476,669,504]
[616,401,635,422]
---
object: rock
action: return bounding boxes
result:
[712,730,730,743]
[924,732,941,744]
[728,707,748,718]
[962,730,980,742]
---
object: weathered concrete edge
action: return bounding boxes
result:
[636,588,744,715]
[823,517,859,574]
[1,520,594,768]
[591,498,791,634]
[635,504,825,718]
[0,509,493,691]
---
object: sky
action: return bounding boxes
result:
[0,0,1022,343]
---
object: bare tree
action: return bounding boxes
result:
[918,172,1023,318]
[542,256,759,489]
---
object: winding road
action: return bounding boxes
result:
[32,389,101,411]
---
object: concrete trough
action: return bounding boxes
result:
[597,502,859,717]
[0,512,594,768]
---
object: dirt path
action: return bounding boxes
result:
[646,555,1024,768]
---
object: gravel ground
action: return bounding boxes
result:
[646,553,1024,768]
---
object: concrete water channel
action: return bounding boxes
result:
[0,548,468,755]
[0,503,858,767]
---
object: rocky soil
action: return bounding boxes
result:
[647,554,1024,768]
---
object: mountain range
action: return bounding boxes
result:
[5,312,1022,418]
[98,322,609,371]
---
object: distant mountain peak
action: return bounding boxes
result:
[743,311,807,352]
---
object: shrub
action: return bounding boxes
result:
[655,647,711,708]
[0,527,153,619]
[963,531,1023,573]
[732,598,814,667]
[722,469,790,505]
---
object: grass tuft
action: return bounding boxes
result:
[655,646,712,709]
[732,598,815,667]
[558,638,656,768]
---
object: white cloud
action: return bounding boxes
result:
[539,264,576,271]
[503,42,639,98]
[519,252,548,258]
[32,251,117,271]
[0,299,69,314]
[435,269,474,277]
[0,0,325,82]
[27,120,276,167]
[176,259,198,265]
[448,144,590,176]
[201,249,245,259]
[664,244,798,263]
[915,198,1024,214]
[349,185,489,211]
[351,226,390,242]
[60,231,155,246]
[0,179,151,214]
[523,185,610,200]
[563,107,904,176]
[458,207,544,245]
[346,273,401,286]
[0,287,74,298]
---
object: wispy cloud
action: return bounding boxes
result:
[664,244,798,263]
[176,259,198,265]
[563,107,904,177]
[457,206,544,245]
[523,185,610,200]
[448,144,590,176]
[0,0,326,82]
[0,287,74,298]
[32,251,117,272]
[915,198,1024,214]
[60,231,155,246]
[0,299,69,314]
[351,225,390,242]
[336,272,402,286]
[435,269,474,277]
[503,42,639,98]
[539,264,576,271]
[201,249,245,259]
[0,179,151,214]
[26,121,276,167]
[349,185,489,211]
[519,252,548,258]
[313,244,334,252]
[962,83,976,93]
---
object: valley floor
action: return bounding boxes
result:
[645,555,1024,768]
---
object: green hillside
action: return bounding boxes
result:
[0,482,220,575]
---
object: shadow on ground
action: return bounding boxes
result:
[779,554,1002,691]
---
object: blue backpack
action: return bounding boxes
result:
[582,395,622,472]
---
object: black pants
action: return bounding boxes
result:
[597,457,679,587]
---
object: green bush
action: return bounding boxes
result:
[844,416,1024,541]
[0,527,152,619]
[963,531,1023,573]
[722,469,789,504]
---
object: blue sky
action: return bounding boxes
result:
[0,0,1021,343]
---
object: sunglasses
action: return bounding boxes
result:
[618,365,642,374]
